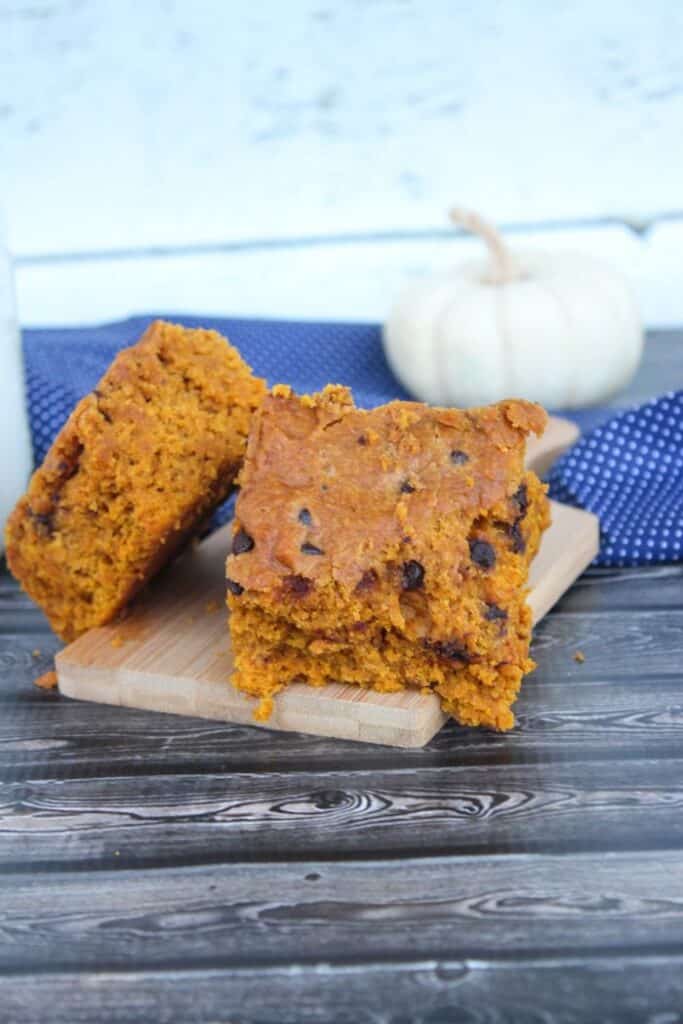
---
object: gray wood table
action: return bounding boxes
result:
[2,333,683,1024]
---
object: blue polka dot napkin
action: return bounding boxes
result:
[21,316,682,568]
[22,316,411,468]
[547,391,683,566]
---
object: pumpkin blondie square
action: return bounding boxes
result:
[226,384,550,730]
[6,320,265,641]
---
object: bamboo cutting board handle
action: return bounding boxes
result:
[526,415,578,477]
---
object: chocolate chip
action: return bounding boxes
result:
[508,520,526,554]
[357,434,368,446]
[450,449,470,465]
[284,574,313,596]
[513,482,529,517]
[484,603,508,622]
[94,390,113,423]
[231,528,254,555]
[400,480,416,494]
[226,577,244,596]
[301,542,324,556]
[401,560,425,590]
[29,510,55,537]
[469,539,496,570]
[55,442,83,480]
[298,508,312,525]
[423,638,472,663]
[356,569,378,592]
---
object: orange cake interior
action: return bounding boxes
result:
[227,384,550,731]
[6,320,265,641]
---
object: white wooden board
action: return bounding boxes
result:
[4,1,682,256]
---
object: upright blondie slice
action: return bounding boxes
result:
[226,385,550,731]
[6,320,265,641]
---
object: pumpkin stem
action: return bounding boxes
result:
[449,208,522,284]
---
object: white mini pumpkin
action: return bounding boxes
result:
[383,209,643,409]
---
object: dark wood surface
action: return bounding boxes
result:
[2,333,683,1023]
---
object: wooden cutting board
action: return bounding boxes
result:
[56,417,599,748]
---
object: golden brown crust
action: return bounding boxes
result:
[6,320,265,641]
[229,385,546,594]
[227,385,550,731]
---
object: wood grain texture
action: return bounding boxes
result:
[2,957,683,1024]
[556,563,683,612]
[4,673,683,778]
[4,758,683,870]
[1,851,683,973]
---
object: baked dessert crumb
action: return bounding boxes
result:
[226,384,550,731]
[34,669,58,690]
[6,320,265,641]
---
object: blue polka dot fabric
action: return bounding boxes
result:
[547,390,683,566]
[22,315,411,467]
[22,315,412,534]
[21,315,682,568]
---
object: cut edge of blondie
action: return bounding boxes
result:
[6,320,265,641]
[226,385,550,731]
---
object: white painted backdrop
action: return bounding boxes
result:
[1,0,682,326]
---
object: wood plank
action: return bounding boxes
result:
[556,563,683,613]
[2,673,683,778]
[3,758,683,869]
[16,229,683,331]
[6,2,681,257]
[2,955,683,1024]
[16,226,649,326]
[531,609,683,679]
[1,851,683,973]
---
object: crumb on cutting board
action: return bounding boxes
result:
[111,633,125,648]
[34,669,58,690]
[205,599,220,613]
[574,650,586,663]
